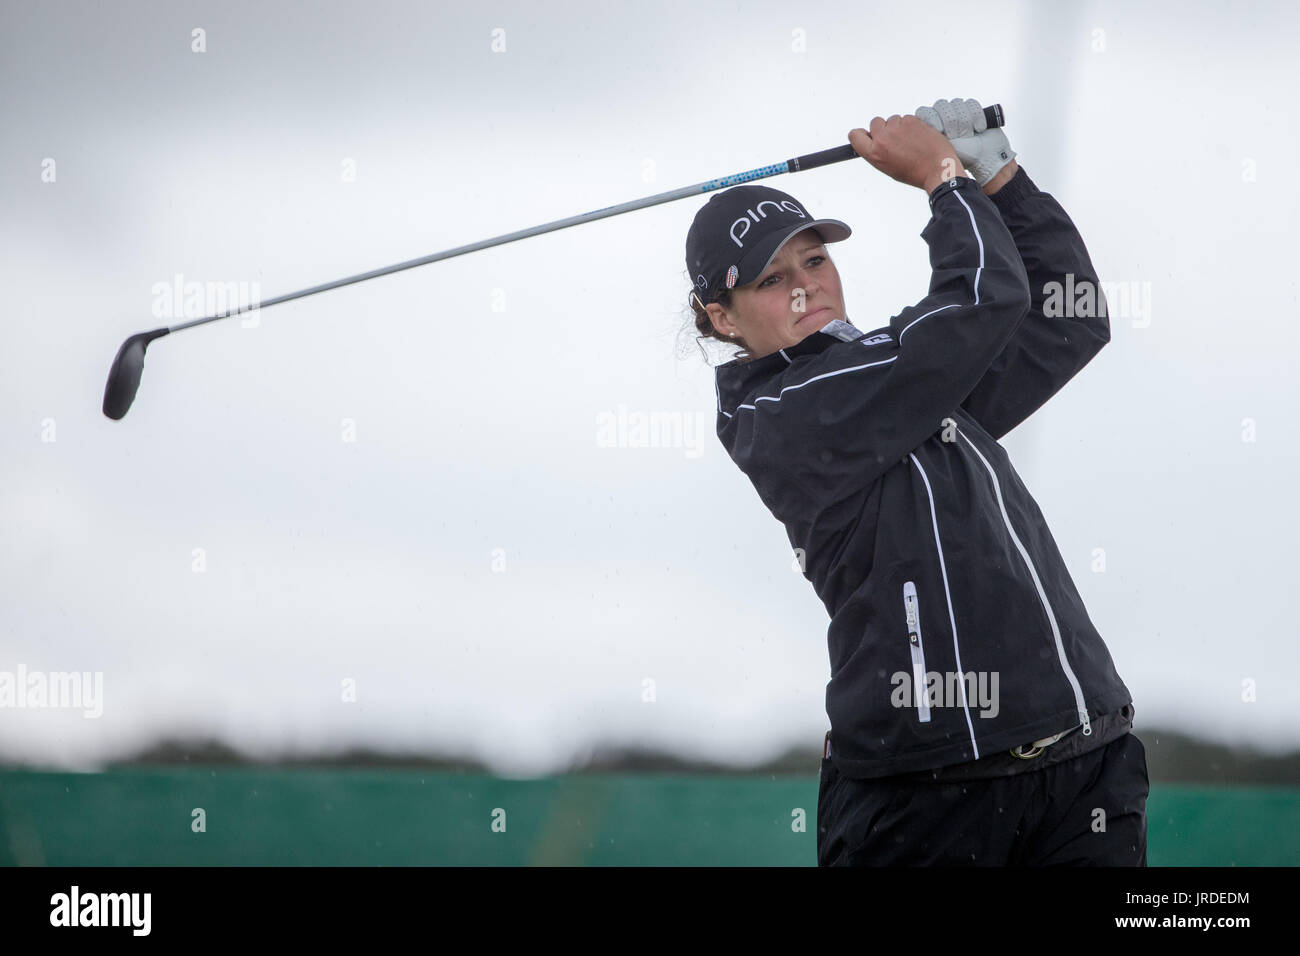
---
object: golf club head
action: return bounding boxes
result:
[102,327,170,420]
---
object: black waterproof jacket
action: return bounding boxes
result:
[713,170,1132,779]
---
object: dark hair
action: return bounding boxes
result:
[682,282,755,365]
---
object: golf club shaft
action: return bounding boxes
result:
[169,104,1003,333]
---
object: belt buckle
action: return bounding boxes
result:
[1009,726,1072,760]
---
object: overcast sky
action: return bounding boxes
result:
[2,0,1297,775]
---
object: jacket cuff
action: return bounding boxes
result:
[926,174,978,209]
[986,165,1038,212]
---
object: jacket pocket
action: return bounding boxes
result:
[903,581,931,723]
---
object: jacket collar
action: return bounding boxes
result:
[715,319,868,404]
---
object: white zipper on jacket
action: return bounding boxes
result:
[903,581,931,722]
[955,427,1093,738]
[907,452,980,758]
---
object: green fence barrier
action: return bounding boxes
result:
[1,768,1297,866]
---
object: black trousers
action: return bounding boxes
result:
[817,731,1149,866]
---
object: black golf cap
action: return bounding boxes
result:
[685,184,851,307]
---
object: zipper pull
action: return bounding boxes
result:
[904,590,920,644]
[1081,711,1092,736]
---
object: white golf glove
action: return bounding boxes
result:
[915,98,1016,188]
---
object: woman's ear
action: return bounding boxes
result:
[706,302,734,338]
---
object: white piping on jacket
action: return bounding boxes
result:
[956,426,1093,738]
[908,451,980,758]
[948,188,985,306]
[716,355,897,420]
[716,303,963,421]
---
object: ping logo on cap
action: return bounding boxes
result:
[725,265,739,289]
[729,199,808,248]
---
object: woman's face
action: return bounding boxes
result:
[707,226,846,359]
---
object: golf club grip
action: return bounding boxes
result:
[789,103,1004,172]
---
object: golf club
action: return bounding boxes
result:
[102,104,1005,420]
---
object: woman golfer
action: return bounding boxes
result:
[683,99,1148,866]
